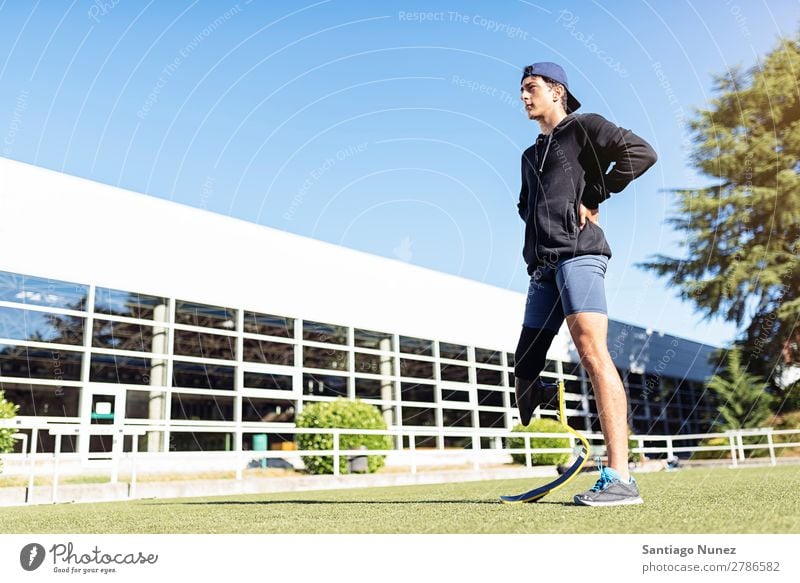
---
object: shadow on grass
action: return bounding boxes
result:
[150,499,576,507]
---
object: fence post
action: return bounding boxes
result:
[524,435,532,468]
[766,429,776,466]
[52,433,62,504]
[26,429,38,505]
[333,430,340,477]
[409,435,417,475]
[471,433,480,471]
[666,437,674,460]
[737,430,746,463]
[130,433,138,499]
[728,431,738,468]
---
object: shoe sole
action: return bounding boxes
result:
[573,496,644,507]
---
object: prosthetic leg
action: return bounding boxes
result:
[500,379,591,504]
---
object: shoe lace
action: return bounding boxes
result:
[589,457,615,492]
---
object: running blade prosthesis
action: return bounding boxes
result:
[500,380,591,504]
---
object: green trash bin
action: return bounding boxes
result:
[253,434,269,468]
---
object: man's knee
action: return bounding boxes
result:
[577,347,612,377]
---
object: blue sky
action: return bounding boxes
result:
[1,0,796,347]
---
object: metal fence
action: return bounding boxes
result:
[1,419,799,504]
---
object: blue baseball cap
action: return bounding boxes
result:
[520,62,581,112]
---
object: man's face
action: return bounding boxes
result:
[520,75,560,120]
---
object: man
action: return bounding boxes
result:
[514,62,657,506]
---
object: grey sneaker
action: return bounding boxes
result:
[573,464,644,507]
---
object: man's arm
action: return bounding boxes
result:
[517,152,528,221]
[580,113,658,209]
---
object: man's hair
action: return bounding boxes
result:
[522,67,568,112]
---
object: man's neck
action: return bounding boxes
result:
[537,109,568,135]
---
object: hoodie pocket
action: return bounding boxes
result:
[565,203,578,240]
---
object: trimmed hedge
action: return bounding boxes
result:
[295,399,392,475]
[0,391,19,473]
[506,418,570,466]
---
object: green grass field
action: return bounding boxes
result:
[1,465,798,534]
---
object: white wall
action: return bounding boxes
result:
[1,156,574,358]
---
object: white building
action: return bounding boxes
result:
[0,156,721,459]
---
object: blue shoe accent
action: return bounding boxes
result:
[589,457,634,492]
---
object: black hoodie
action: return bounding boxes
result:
[517,112,657,274]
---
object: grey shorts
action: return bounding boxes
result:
[523,254,609,332]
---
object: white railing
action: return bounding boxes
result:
[1,419,799,504]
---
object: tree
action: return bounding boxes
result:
[638,34,800,396]
[707,347,775,429]
[0,390,20,473]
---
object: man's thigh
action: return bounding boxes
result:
[523,265,564,332]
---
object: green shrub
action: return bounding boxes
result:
[0,391,19,473]
[770,411,800,457]
[506,418,570,466]
[691,436,734,460]
[295,399,392,475]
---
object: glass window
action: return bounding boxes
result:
[475,348,502,365]
[303,373,347,397]
[172,361,234,391]
[175,300,237,330]
[400,382,436,403]
[477,389,504,407]
[478,410,505,428]
[399,335,433,356]
[302,320,347,345]
[93,319,161,353]
[399,358,434,379]
[355,377,392,399]
[241,398,295,423]
[506,352,515,367]
[303,346,349,371]
[171,394,235,421]
[440,363,469,383]
[476,368,503,386]
[441,388,469,403]
[174,330,236,360]
[125,390,167,419]
[243,311,293,338]
[0,384,80,417]
[354,328,393,350]
[354,351,393,375]
[442,408,473,428]
[95,287,168,320]
[169,432,234,451]
[439,342,468,361]
[0,345,82,381]
[443,436,470,448]
[0,306,84,346]
[243,372,293,391]
[0,270,88,310]
[243,339,294,366]
[90,354,165,385]
[401,406,436,426]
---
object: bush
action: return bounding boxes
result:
[295,399,392,475]
[769,411,800,457]
[506,418,570,466]
[691,436,734,460]
[0,391,19,473]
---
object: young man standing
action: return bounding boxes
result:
[514,62,657,506]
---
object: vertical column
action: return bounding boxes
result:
[148,301,169,452]
[234,308,244,455]
[379,336,393,428]
[77,284,97,457]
